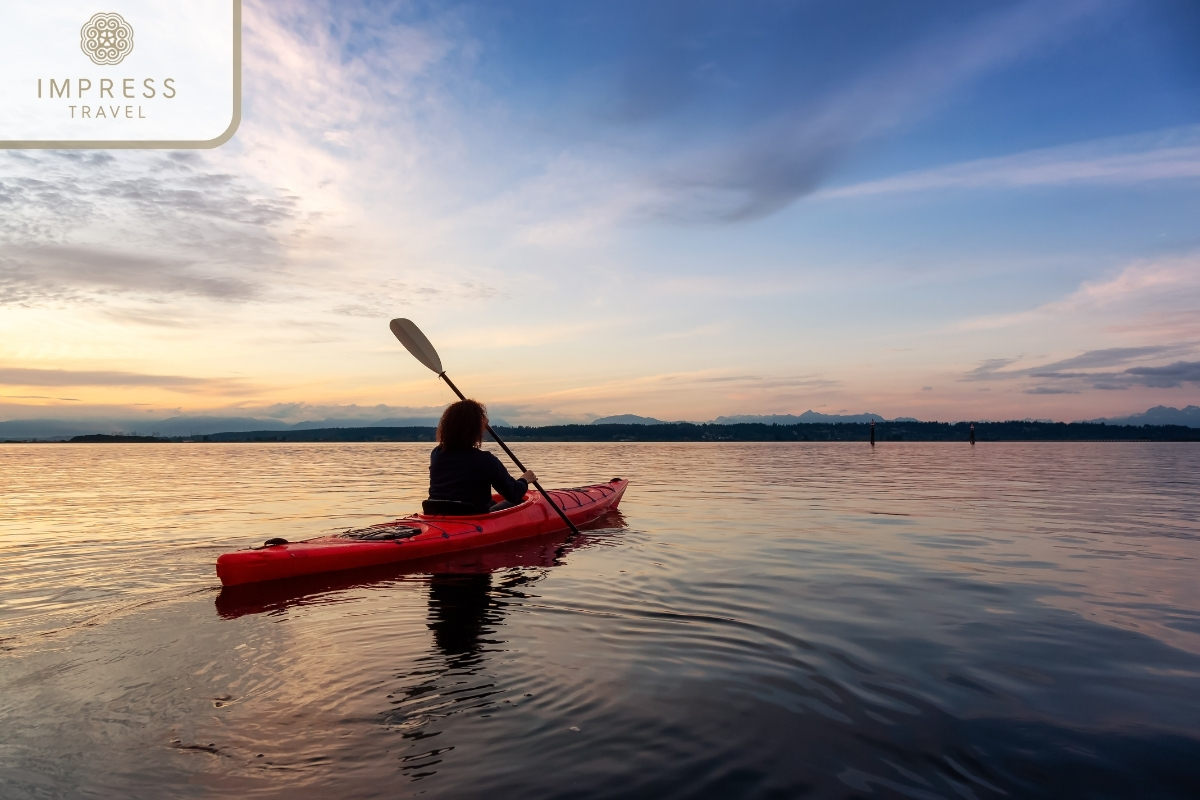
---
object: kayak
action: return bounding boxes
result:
[216,478,628,587]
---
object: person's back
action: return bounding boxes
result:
[426,399,534,514]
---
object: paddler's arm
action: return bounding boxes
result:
[485,451,532,503]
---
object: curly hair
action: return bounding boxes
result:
[436,399,488,450]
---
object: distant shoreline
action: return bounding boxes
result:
[3,421,1197,443]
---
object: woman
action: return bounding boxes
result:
[425,399,536,515]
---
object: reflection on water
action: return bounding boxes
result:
[427,572,494,658]
[214,518,618,619]
[2,442,1200,798]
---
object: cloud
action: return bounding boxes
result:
[819,126,1200,199]
[634,0,1114,222]
[686,374,841,390]
[0,151,301,308]
[1034,360,1200,391]
[0,245,260,306]
[965,345,1198,382]
[461,0,1120,233]
[1036,346,1194,371]
[250,401,448,423]
[1124,361,1200,388]
[330,281,500,318]
[1025,386,1080,395]
[964,351,1200,394]
[0,367,254,392]
[530,368,843,417]
[958,255,1200,341]
[945,254,1200,407]
[0,152,298,244]
[0,398,450,422]
[437,316,632,350]
[1,394,80,401]
[222,1,527,308]
[964,357,1021,379]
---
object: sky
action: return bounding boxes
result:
[2,0,1199,426]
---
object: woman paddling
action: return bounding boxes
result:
[425,399,536,515]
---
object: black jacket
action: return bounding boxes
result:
[428,446,528,513]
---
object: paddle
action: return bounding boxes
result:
[389,318,581,535]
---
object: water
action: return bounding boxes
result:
[2,442,1199,798]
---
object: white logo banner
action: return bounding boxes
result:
[0,1,241,149]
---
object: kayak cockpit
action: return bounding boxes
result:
[418,492,537,519]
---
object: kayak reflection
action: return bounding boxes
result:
[214,509,626,621]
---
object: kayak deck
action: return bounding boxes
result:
[216,478,627,586]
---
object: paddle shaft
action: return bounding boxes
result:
[438,372,581,535]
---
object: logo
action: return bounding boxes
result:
[81,13,134,65]
[4,1,241,149]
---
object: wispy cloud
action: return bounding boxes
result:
[0,399,450,424]
[1124,361,1200,388]
[0,151,300,308]
[958,255,1200,340]
[819,126,1200,199]
[1026,386,1080,395]
[530,369,842,410]
[1038,346,1195,371]
[449,0,1122,234]
[962,347,1200,393]
[331,280,501,318]
[248,401,449,423]
[965,357,1021,378]
[965,345,1197,381]
[1,244,260,306]
[0,367,255,392]
[634,0,1115,222]
[1,394,80,401]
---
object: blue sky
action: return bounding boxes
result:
[1,0,1198,424]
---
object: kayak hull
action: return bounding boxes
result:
[215,479,627,586]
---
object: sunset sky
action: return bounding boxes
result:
[2,0,1199,426]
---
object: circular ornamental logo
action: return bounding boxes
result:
[81,13,134,66]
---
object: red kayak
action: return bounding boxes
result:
[216,479,628,587]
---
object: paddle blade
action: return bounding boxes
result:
[389,318,444,374]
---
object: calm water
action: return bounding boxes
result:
[2,442,1199,799]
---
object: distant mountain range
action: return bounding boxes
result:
[591,408,1200,427]
[590,414,681,425]
[1082,405,1200,427]
[591,411,915,425]
[712,412,919,424]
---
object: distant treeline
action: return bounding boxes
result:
[137,421,1200,443]
[67,434,171,443]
